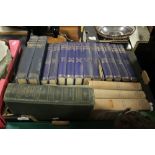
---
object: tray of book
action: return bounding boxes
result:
[3,35,154,122]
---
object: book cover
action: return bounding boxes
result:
[49,44,60,84]
[110,43,130,82]
[75,43,83,85]
[66,43,75,85]
[117,44,137,81]
[58,43,68,85]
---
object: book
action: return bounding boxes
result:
[94,89,146,99]
[4,83,94,120]
[88,81,142,91]
[117,44,137,81]
[103,43,121,81]
[97,43,113,81]
[58,43,68,85]
[28,39,47,84]
[16,44,36,84]
[41,45,53,84]
[110,43,130,81]
[94,99,150,111]
[66,43,75,85]
[49,44,60,84]
[75,43,83,85]
[82,43,93,84]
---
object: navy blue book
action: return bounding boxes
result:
[103,43,121,81]
[82,43,93,84]
[75,43,83,85]
[49,44,60,84]
[88,42,100,80]
[117,44,137,81]
[41,45,53,84]
[110,43,130,82]
[58,43,68,85]
[66,43,75,85]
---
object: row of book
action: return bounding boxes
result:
[16,40,137,85]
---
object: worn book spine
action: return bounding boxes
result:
[49,44,60,84]
[103,43,121,81]
[16,44,36,84]
[88,42,100,80]
[58,43,68,85]
[94,99,150,111]
[117,44,137,81]
[110,43,130,81]
[88,81,142,91]
[97,43,113,81]
[75,43,83,85]
[82,43,93,84]
[28,40,47,84]
[66,43,75,85]
[41,45,53,84]
[94,89,146,99]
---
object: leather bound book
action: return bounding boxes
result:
[66,43,75,85]
[28,38,47,84]
[75,43,83,85]
[58,43,68,85]
[103,43,121,81]
[49,44,60,84]
[4,83,94,120]
[41,45,53,84]
[82,43,93,84]
[117,44,137,82]
[110,43,130,81]
[16,44,36,84]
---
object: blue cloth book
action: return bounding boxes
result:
[75,43,83,85]
[58,43,68,85]
[117,44,137,81]
[66,43,75,85]
[49,43,60,84]
[110,43,130,81]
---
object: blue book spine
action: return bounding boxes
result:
[75,43,83,85]
[117,44,137,81]
[103,43,121,81]
[41,45,53,84]
[82,43,93,84]
[66,43,75,85]
[58,43,68,85]
[97,43,113,81]
[110,44,130,81]
[49,43,60,84]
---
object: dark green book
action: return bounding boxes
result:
[4,83,94,120]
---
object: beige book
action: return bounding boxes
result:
[89,81,142,91]
[94,89,146,99]
[94,99,150,111]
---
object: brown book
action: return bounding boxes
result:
[94,89,146,99]
[94,99,150,111]
[89,81,142,91]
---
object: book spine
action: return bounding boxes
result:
[58,43,68,85]
[28,40,47,84]
[110,44,130,81]
[66,43,75,85]
[94,99,150,111]
[49,44,60,84]
[117,44,137,81]
[103,43,121,81]
[94,89,146,99]
[82,43,93,84]
[88,81,142,91]
[16,44,36,84]
[41,45,53,84]
[75,43,83,85]
[97,43,113,81]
